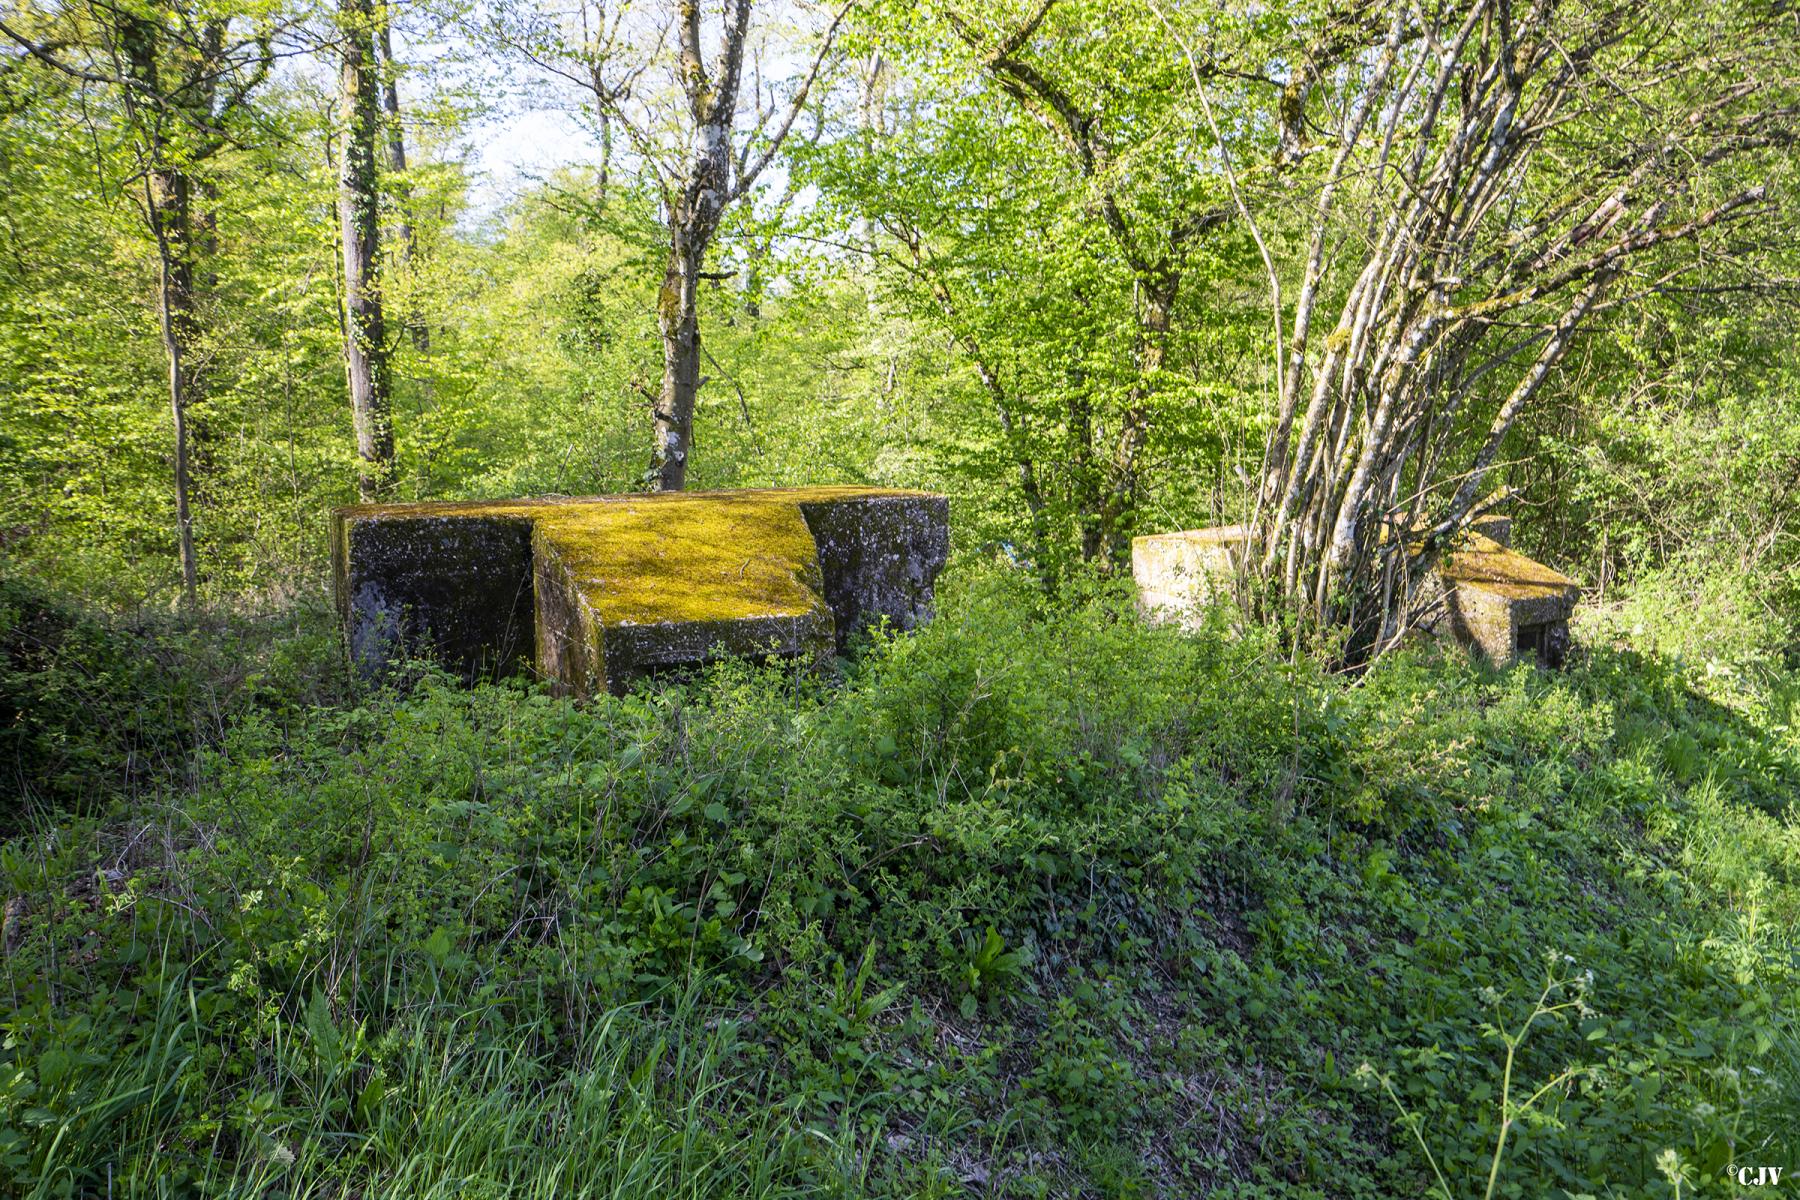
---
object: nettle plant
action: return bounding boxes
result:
[1362,954,1598,1200]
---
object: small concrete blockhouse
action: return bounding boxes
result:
[333,487,949,696]
[1430,517,1580,667]
[1132,516,1580,666]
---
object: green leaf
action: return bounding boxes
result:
[35,1049,71,1092]
[356,1073,386,1125]
[422,926,455,965]
[305,989,340,1067]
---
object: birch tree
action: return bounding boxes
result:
[1163,0,1796,658]
[490,0,850,490]
[634,0,850,489]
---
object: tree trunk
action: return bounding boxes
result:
[376,19,411,252]
[376,13,428,356]
[149,166,200,608]
[119,14,201,605]
[596,106,612,208]
[339,0,395,501]
[651,237,703,491]
[649,85,732,491]
[1092,277,1174,566]
[637,0,843,489]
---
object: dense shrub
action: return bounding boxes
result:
[0,575,348,831]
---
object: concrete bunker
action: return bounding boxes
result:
[1131,515,1580,666]
[332,486,950,696]
[1431,516,1580,667]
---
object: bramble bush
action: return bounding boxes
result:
[0,562,1795,1197]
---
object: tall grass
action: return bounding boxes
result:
[18,963,858,1198]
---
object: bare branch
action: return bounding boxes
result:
[732,0,853,201]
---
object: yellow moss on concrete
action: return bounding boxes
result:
[1437,532,1580,602]
[532,493,830,627]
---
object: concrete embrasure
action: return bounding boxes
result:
[332,486,949,695]
[1432,527,1579,665]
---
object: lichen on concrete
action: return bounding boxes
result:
[1432,528,1579,665]
[332,486,949,696]
[1131,518,1581,666]
[332,509,537,677]
[1130,524,1250,630]
[798,491,951,650]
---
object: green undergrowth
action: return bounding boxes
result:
[2,565,1796,1197]
[1,575,351,830]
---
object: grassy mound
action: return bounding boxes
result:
[2,567,1796,1197]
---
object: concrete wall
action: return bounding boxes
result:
[333,487,950,696]
[1131,526,1248,629]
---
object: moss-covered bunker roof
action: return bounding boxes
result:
[532,495,828,627]
[1438,531,1580,602]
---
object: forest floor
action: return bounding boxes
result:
[1,564,1796,1198]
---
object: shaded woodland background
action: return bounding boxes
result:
[0,0,1795,657]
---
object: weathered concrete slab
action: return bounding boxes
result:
[1131,517,1579,666]
[332,487,949,695]
[1131,524,1249,631]
[332,502,540,677]
[796,491,952,651]
[1435,529,1579,666]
